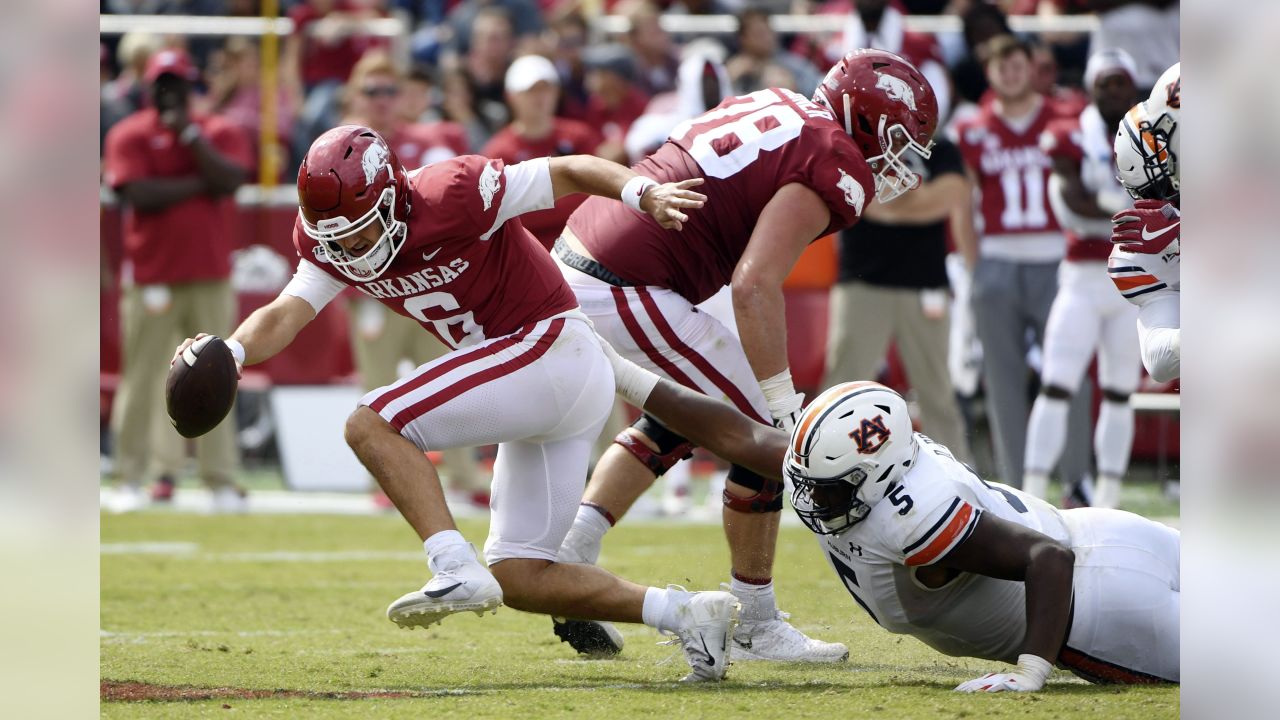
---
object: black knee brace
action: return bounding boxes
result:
[722,464,785,513]
[1041,384,1072,400]
[614,414,694,477]
[1102,388,1132,404]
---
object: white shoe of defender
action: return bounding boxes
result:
[387,547,503,629]
[665,589,739,682]
[731,610,849,663]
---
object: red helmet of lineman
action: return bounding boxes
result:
[297,125,412,282]
[814,49,939,203]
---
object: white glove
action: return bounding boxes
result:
[760,369,804,433]
[955,654,1053,693]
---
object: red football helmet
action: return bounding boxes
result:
[298,125,412,282]
[814,49,939,203]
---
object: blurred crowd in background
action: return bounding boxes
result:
[101,0,1180,180]
[98,0,1181,510]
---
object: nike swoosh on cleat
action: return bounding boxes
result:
[699,636,716,666]
[422,582,463,598]
[1141,222,1179,241]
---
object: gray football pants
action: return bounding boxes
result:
[969,258,1092,488]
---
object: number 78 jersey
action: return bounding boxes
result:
[811,434,1071,665]
[569,88,874,305]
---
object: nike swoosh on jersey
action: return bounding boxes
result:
[422,582,463,598]
[1141,221,1179,242]
[422,248,442,262]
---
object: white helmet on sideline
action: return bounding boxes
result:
[785,382,918,535]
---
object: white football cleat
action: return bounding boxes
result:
[666,589,739,682]
[731,610,849,663]
[211,485,249,514]
[387,547,502,629]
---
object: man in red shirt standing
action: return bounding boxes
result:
[103,49,252,512]
[951,35,1091,495]
[482,54,604,249]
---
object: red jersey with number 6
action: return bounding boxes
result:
[292,155,577,348]
[567,88,874,305]
[954,100,1069,250]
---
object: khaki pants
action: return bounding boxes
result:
[110,280,239,488]
[350,299,486,492]
[823,281,973,463]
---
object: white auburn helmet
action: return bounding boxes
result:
[1114,62,1179,201]
[785,382,918,535]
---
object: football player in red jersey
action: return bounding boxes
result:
[951,35,1091,496]
[548,49,937,662]
[1022,50,1144,510]
[171,127,751,682]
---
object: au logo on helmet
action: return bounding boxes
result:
[875,72,917,112]
[849,415,892,454]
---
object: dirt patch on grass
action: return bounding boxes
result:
[102,680,423,702]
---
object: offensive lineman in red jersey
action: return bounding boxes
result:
[549,49,938,662]
[172,126,752,682]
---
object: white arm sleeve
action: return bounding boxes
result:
[1136,292,1180,382]
[281,259,347,314]
[480,157,556,240]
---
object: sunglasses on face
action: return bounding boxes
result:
[361,85,400,98]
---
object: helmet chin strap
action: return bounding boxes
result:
[842,92,854,136]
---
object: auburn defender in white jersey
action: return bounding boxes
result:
[1109,62,1180,382]
[598,351,1180,690]
[1022,50,1144,509]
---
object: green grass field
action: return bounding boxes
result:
[101,510,1179,718]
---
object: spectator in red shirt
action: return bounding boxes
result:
[204,37,300,182]
[286,0,391,167]
[341,50,469,167]
[101,49,252,513]
[581,44,650,164]
[482,54,604,249]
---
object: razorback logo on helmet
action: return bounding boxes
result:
[1165,77,1180,109]
[837,168,866,214]
[849,415,892,454]
[361,141,391,185]
[875,73,917,112]
[478,161,502,211]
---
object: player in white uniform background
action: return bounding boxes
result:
[1109,63,1180,382]
[1022,50,1144,509]
[598,352,1180,690]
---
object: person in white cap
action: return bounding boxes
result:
[481,55,604,249]
[1022,49,1144,509]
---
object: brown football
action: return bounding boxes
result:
[165,335,238,438]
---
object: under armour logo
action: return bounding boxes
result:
[849,415,891,454]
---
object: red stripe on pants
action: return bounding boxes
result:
[367,332,527,415]
[611,287,703,391]
[388,319,566,431]
[633,287,769,424]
